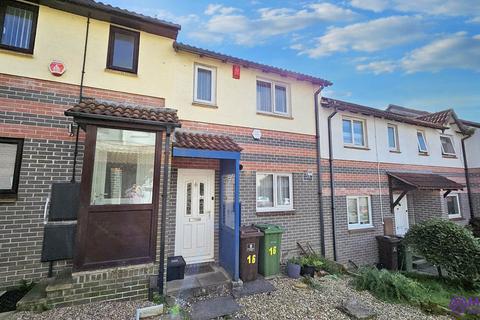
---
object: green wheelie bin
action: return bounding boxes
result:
[255,224,284,277]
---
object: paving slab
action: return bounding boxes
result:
[190,296,240,320]
[232,278,276,298]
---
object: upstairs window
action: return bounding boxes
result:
[343,117,366,147]
[417,130,428,153]
[107,26,140,73]
[387,124,399,151]
[256,79,289,115]
[194,64,216,105]
[0,0,39,54]
[440,135,456,156]
[0,137,24,200]
[256,173,293,211]
[446,194,461,219]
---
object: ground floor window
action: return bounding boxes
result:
[347,196,373,229]
[446,193,461,219]
[256,172,293,211]
[0,137,24,199]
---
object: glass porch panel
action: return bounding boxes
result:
[90,128,155,205]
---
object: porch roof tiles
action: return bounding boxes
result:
[387,172,464,190]
[65,101,180,127]
[174,131,242,152]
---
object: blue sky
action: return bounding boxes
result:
[108,0,480,120]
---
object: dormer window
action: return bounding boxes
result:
[440,135,456,156]
[107,26,140,74]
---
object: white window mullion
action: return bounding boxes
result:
[272,173,278,207]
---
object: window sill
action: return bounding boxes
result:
[344,145,370,151]
[104,68,138,77]
[418,152,429,156]
[0,47,34,57]
[256,111,293,120]
[192,101,218,109]
[449,216,463,221]
[442,154,457,159]
[0,194,18,203]
[389,150,401,154]
[348,226,375,234]
[256,210,295,217]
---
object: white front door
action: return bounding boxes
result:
[175,169,215,264]
[394,193,409,237]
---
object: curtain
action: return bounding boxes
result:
[274,85,287,113]
[347,198,358,224]
[256,174,273,208]
[277,176,290,206]
[2,5,33,49]
[113,32,135,69]
[197,68,212,101]
[256,81,272,112]
[353,121,364,145]
[388,126,396,149]
[358,197,370,224]
[0,143,17,189]
[343,120,352,144]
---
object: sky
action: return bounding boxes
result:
[106,0,480,121]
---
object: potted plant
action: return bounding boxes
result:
[300,255,324,278]
[287,257,302,278]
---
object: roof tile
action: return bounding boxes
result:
[388,172,464,190]
[174,131,242,152]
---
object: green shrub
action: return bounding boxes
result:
[403,218,480,287]
[299,255,324,269]
[354,267,428,304]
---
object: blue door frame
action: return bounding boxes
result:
[172,147,240,281]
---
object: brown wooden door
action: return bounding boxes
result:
[74,125,162,270]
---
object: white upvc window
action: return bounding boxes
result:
[387,124,399,151]
[194,64,216,105]
[256,173,293,212]
[343,117,367,147]
[446,193,461,219]
[347,196,373,229]
[256,79,289,115]
[440,135,456,156]
[416,130,428,153]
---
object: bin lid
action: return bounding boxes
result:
[375,235,401,243]
[240,225,263,238]
[255,223,284,234]
[167,255,186,267]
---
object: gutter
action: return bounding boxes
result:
[327,110,338,261]
[314,86,326,257]
[461,134,475,219]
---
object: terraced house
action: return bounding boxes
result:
[0,0,478,309]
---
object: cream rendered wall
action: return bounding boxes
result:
[465,129,480,168]
[0,4,319,135]
[319,107,465,168]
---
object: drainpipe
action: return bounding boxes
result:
[314,86,326,257]
[158,128,172,294]
[461,134,475,219]
[79,15,90,101]
[327,110,338,261]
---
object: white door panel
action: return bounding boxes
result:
[175,169,215,264]
[394,193,409,237]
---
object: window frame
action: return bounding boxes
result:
[446,193,461,219]
[0,0,39,54]
[193,63,217,105]
[256,78,290,116]
[387,124,400,152]
[106,25,140,74]
[256,172,293,212]
[0,137,24,198]
[440,134,456,157]
[416,130,428,154]
[346,195,373,230]
[342,116,367,148]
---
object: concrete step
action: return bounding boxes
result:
[16,280,48,312]
[167,266,231,299]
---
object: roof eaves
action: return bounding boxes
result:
[173,42,332,87]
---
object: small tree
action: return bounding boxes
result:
[404,218,480,288]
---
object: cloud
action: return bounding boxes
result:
[401,32,480,73]
[356,60,397,74]
[299,16,425,57]
[349,0,480,16]
[189,3,358,45]
[355,32,480,74]
[467,16,480,24]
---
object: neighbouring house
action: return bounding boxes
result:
[0,0,478,310]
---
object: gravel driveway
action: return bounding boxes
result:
[11,276,450,320]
